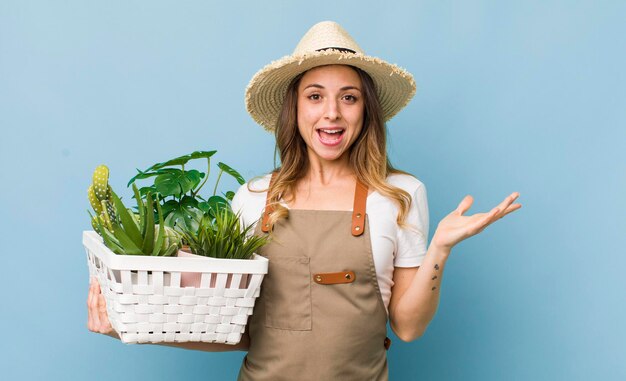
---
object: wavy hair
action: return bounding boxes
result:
[251,65,413,232]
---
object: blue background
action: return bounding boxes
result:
[1,1,624,380]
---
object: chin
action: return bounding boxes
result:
[313,150,347,162]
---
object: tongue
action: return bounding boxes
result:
[320,130,341,142]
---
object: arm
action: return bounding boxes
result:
[389,192,521,342]
[388,244,450,342]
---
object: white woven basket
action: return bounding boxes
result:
[83,230,268,345]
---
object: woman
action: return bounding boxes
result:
[87,21,521,380]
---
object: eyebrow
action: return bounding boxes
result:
[303,83,362,92]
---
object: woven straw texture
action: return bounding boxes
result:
[83,231,268,345]
[245,21,416,131]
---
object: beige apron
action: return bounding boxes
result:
[238,176,391,381]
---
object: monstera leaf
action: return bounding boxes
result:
[154,169,204,198]
[149,150,217,171]
[163,196,205,232]
[217,162,246,185]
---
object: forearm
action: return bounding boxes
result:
[390,243,451,341]
[104,330,250,352]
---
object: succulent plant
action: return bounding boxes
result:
[88,165,182,256]
[177,208,269,260]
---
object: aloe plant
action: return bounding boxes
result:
[126,150,246,234]
[88,165,182,256]
[177,208,269,260]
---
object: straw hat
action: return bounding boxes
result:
[245,21,417,131]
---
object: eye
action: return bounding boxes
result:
[307,93,321,101]
[342,94,358,103]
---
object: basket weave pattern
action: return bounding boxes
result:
[83,231,268,344]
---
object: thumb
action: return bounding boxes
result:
[455,195,473,216]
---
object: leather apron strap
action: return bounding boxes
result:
[261,171,368,237]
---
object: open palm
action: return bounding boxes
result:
[431,192,522,251]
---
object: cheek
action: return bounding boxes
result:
[347,109,365,135]
[297,109,319,132]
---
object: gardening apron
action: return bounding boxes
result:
[238,176,391,381]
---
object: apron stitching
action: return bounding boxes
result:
[364,214,389,320]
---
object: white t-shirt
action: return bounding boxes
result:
[231,173,429,312]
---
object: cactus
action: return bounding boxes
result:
[88,165,117,227]
[92,165,110,201]
[87,185,102,214]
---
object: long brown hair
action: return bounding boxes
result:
[253,64,413,231]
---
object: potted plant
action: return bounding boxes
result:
[88,165,182,257]
[83,158,269,345]
[176,208,269,287]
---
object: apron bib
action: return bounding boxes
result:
[238,176,390,381]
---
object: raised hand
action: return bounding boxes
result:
[431,192,521,251]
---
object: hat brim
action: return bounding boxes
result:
[245,49,416,131]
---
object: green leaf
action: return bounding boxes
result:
[180,195,199,209]
[132,184,147,236]
[152,202,166,256]
[161,197,203,232]
[185,170,204,189]
[161,199,180,217]
[136,186,157,199]
[217,162,246,185]
[188,150,218,161]
[91,212,124,254]
[207,195,231,217]
[141,191,155,254]
[154,170,198,198]
[224,191,235,201]
[148,150,217,171]
[127,168,175,187]
[101,228,125,254]
[111,223,143,255]
[154,173,185,197]
[197,201,211,213]
[127,169,150,187]
[110,190,143,248]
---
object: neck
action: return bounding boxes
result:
[304,151,354,186]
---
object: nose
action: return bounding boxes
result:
[323,99,341,121]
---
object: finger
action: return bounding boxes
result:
[494,192,520,219]
[466,207,499,236]
[455,195,474,216]
[91,281,102,331]
[97,293,112,334]
[497,203,522,219]
[87,281,95,331]
[477,207,500,231]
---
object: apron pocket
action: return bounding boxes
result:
[264,256,312,331]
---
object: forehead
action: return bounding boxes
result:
[298,65,361,89]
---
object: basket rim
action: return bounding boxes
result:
[83,230,268,274]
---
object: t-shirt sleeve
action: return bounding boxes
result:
[231,184,244,216]
[394,182,429,268]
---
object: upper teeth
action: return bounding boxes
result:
[320,129,342,134]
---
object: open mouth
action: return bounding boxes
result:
[317,128,345,146]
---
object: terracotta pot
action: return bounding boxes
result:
[177,249,205,287]
[176,250,251,289]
